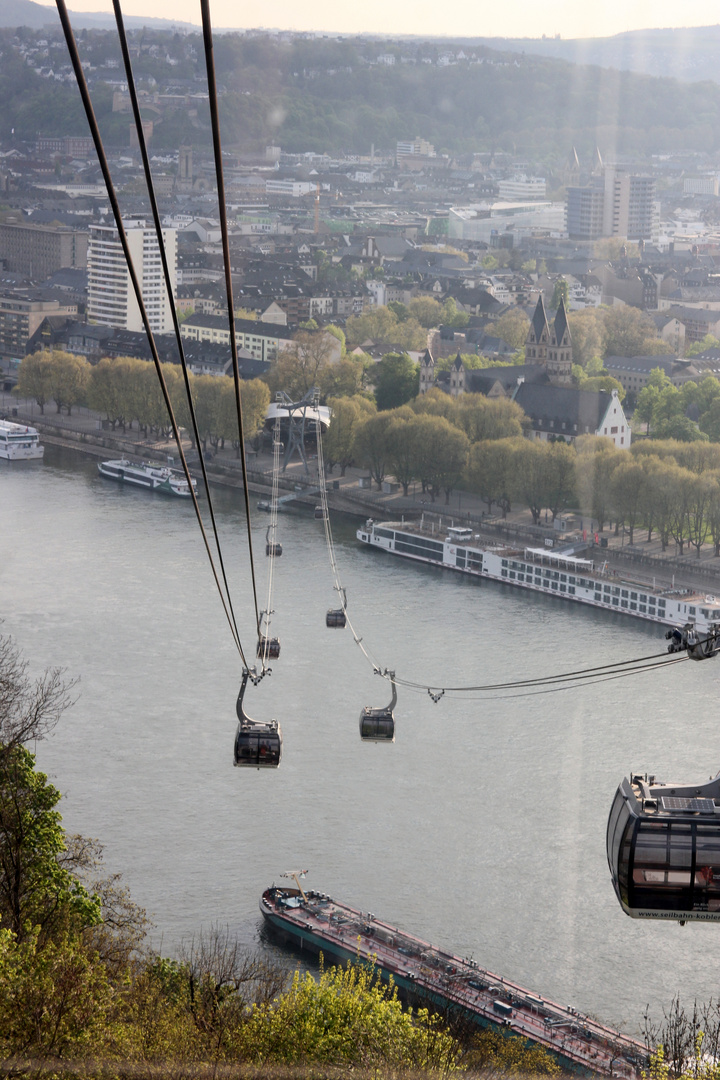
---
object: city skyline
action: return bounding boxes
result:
[35,0,720,42]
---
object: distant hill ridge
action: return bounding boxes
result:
[0,0,196,31]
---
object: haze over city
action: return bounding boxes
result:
[32,0,720,40]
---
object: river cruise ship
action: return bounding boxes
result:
[98,459,197,498]
[0,419,44,460]
[357,518,720,635]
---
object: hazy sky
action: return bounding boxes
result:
[45,0,720,40]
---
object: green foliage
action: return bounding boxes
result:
[492,308,531,350]
[465,1027,560,1075]
[374,353,420,411]
[241,961,460,1070]
[0,747,102,942]
[551,279,569,310]
[346,305,427,351]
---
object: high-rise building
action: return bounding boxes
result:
[566,167,656,241]
[87,222,177,333]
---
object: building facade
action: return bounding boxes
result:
[87,223,177,334]
[0,222,88,278]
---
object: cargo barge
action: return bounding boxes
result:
[357,518,720,634]
[261,882,647,1078]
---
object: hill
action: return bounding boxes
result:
[0,0,196,32]
[2,25,720,158]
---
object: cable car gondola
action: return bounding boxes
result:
[359,672,397,743]
[233,668,282,769]
[326,588,347,629]
[257,636,281,660]
[265,525,282,557]
[607,771,720,922]
[315,505,327,520]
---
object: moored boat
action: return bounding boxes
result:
[98,458,197,497]
[260,881,647,1078]
[357,518,720,634]
[0,419,44,460]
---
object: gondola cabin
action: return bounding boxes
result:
[314,506,326,520]
[359,710,395,741]
[607,772,720,921]
[359,673,397,743]
[234,720,282,768]
[257,636,281,660]
[266,541,282,556]
[326,609,346,628]
[233,668,282,770]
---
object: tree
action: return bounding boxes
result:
[635,369,672,433]
[384,408,421,495]
[452,394,526,442]
[568,309,606,368]
[15,351,53,414]
[0,634,77,767]
[407,296,444,328]
[352,411,393,489]
[544,441,576,521]
[266,330,337,399]
[610,458,646,544]
[441,297,469,329]
[45,350,90,416]
[0,743,102,946]
[240,962,460,1071]
[551,278,569,310]
[374,353,419,411]
[466,439,515,516]
[574,436,622,531]
[324,395,375,475]
[602,306,663,358]
[318,357,364,400]
[511,440,552,524]
[491,309,530,351]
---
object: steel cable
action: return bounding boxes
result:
[55,0,249,665]
[110,0,247,661]
[199,0,261,639]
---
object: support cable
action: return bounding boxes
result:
[55,0,248,664]
[314,415,689,700]
[258,414,282,672]
[315,417,384,673]
[199,0,261,638]
[110,0,246,660]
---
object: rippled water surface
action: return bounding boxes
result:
[2,444,719,1033]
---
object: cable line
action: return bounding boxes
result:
[313,410,691,705]
[55,0,249,665]
[257,411,283,670]
[110,0,247,662]
[199,0,261,639]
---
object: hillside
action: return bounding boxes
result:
[3,24,720,158]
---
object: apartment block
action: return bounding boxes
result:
[87,222,177,334]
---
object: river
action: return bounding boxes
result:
[2,443,719,1034]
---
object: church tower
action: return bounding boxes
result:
[449,352,465,397]
[525,294,549,363]
[419,348,435,394]
[545,298,573,386]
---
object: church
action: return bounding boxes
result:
[418,295,631,449]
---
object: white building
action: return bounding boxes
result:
[87,221,177,333]
[497,175,547,200]
[265,179,316,197]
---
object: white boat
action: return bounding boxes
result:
[357,518,720,635]
[0,419,44,460]
[98,459,197,498]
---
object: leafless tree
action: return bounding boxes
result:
[0,630,78,760]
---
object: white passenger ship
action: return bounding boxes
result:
[0,419,44,460]
[98,459,197,498]
[357,518,720,634]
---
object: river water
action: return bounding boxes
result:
[2,444,720,1034]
